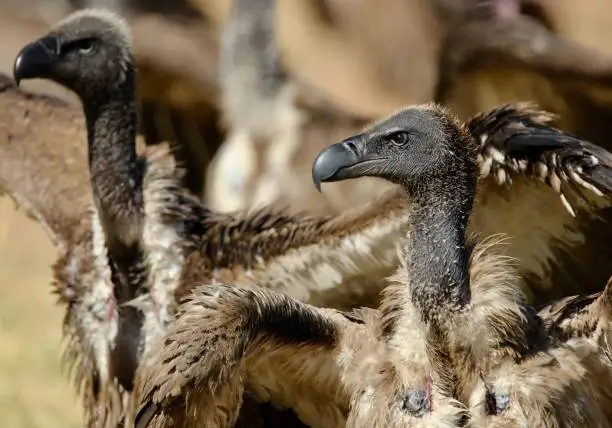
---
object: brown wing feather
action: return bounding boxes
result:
[134,284,364,428]
[538,275,612,341]
[467,103,612,302]
[177,187,410,309]
[469,102,612,208]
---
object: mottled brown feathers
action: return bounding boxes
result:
[132,234,612,427]
[539,275,612,343]
[177,186,410,309]
[135,285,347,428]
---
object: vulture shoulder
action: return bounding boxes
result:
[538,275,612,343]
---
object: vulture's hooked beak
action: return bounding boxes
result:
[312,137,385,192]
[13,36,60,86]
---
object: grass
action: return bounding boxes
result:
[0,199,81,428]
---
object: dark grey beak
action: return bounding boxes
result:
[13,36,60,86]
[312,138,384,192]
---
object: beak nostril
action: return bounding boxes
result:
[343,139,358,155]
[39,36,60,56]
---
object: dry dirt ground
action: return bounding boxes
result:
[0,202,81,428]
[0,7,82,427]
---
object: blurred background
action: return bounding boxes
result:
[3,0,612,426]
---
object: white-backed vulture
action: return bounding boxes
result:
[206,0,304,212]
[315,102,612,427]
[133,102,612,427]
[0,69,304,427]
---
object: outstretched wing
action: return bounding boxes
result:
[178,187,410,310]
[0,74,92,250]
[467,102,612,302]
[134,284,367,428]
[470,102,612,213]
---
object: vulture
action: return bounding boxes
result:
[133,102,612,428]
[7,8,408,426]
[314,102,612,427]
[208,0,304,212]
[0,69,303,427]
[9,6,612,425]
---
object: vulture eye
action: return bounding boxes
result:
[388,131,409,147]
[401,388,429,417]
[73,39,95,55]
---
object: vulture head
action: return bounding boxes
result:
[312,104,478,197]
[13,8,133,102]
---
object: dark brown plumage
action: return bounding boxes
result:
[133,103,612,427]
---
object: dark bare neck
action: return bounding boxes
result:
[83,69,143,255]
[404,182,474,326]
